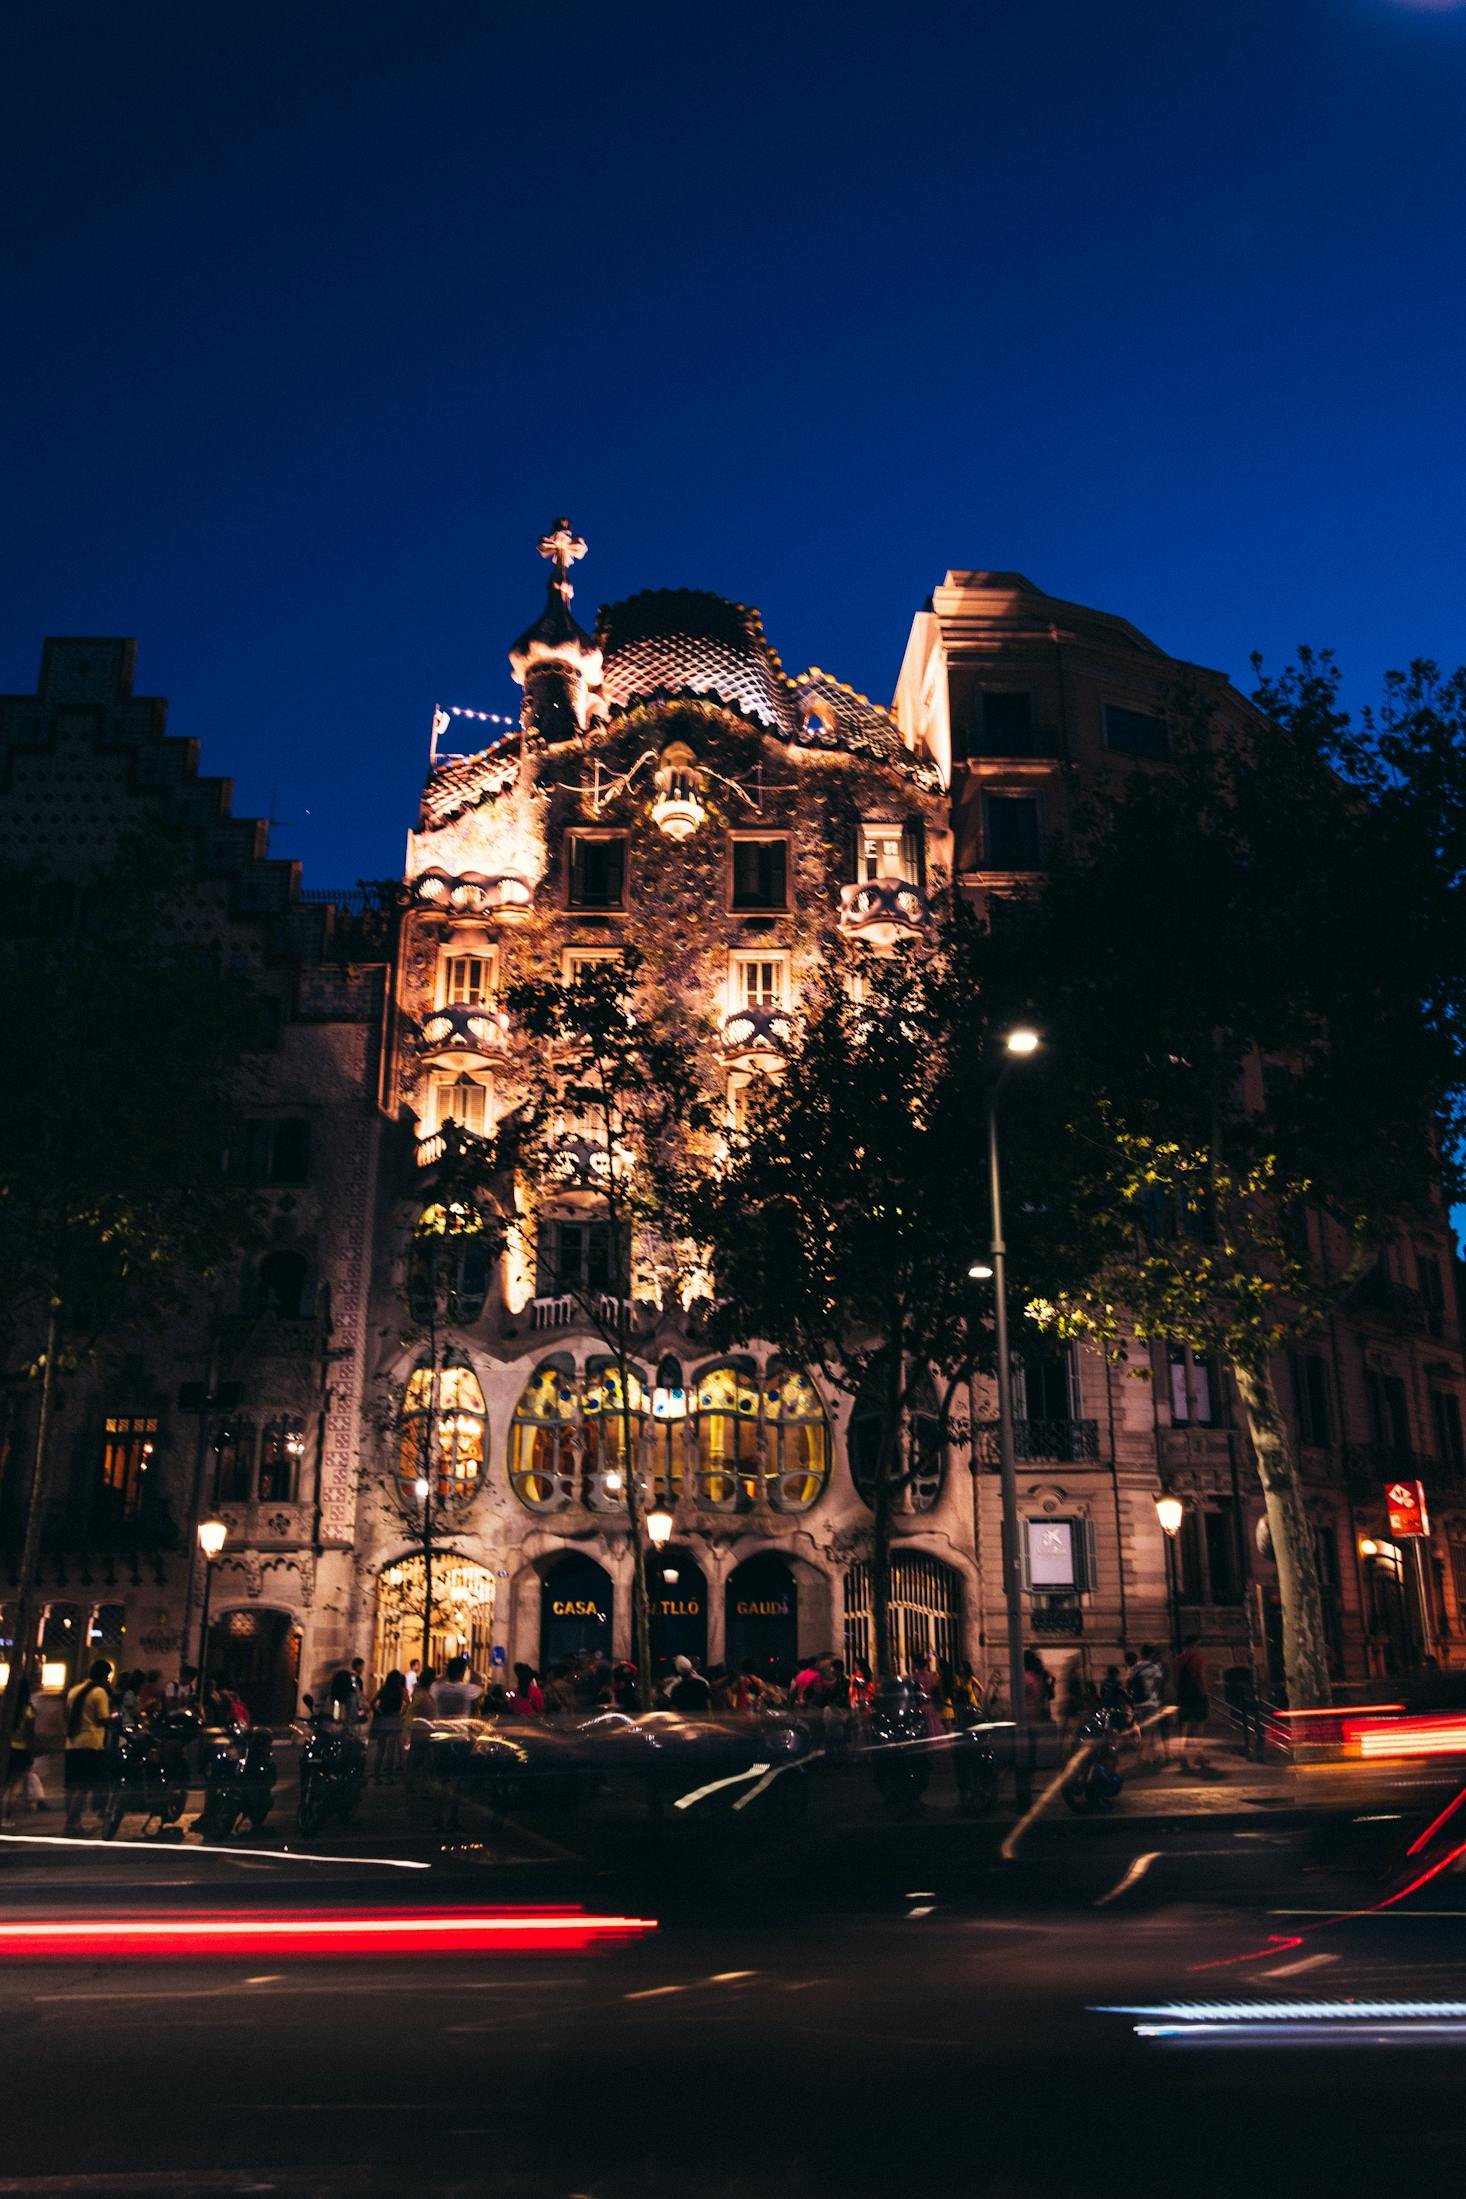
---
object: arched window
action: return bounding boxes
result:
[647,1354,692,1504]
[763,1364,832,1511]
[258,1249,309,1320]
[212,1418,256,1504]
[693,1358,761,1509]
[508,1356,648,1513]
[689,1359,831,1513]
[849,1358,944,1512]
[396,1358,485,1505]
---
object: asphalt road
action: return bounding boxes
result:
[4,1762,1466,2198]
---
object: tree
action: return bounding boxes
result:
[373,1147,504,1672]
[990,661,1465,1707]
[697,913,1022,1679]
[485,950,714,1708]
[0,834,267,1794]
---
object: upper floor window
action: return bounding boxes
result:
[857,819,924,885]
[100,1414,158,1521]
[535,1215,628,1301]
[427,1071,490,1137]
[1168,1345,1222,1427]
[258,1416,306,1503]
[731,836,789,912]
[1291,1350,1333,1447]
[441,951,495,1008]
[974,690,1038,757]
[1417,1252,1447,1338]
[1104,703,1170,761]
[228,1117,311,1186]
[397,1361,485,1505]
[1432,1388,1465,1477]
[729,953,789,1012]
[567,834,627,910]
[849,1360,944,1511]
[1366,1367,1411,1457]
[981,793,1042,871]
[563,946,624,982]
[212,1417,257,1503]
[258,1248,310,1320]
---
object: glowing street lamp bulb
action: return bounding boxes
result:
[1154,1494,1185,1538]
[968,1261,994,1281]
[603,1468,624,1496]
[1006,1027,1040,1056]
[647,1505,675,1549]
[414,1477,431,1502]
[196,1516,228,1560]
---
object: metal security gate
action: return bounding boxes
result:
[843,1553,962,1677]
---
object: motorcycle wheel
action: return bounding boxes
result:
[297,1778,328,1835]
[161,1786,187,1825]
[956,1757,1000,1816]
[101,1788,126,1840]
[1060,1770,1096,1815]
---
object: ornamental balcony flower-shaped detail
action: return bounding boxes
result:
[416,1003,509,1059]
[720,1003,796,1065]
[412,869,534,920]
[837,877,927,948]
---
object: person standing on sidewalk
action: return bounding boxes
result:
[369,1669,407,1782]
[1175,1635,1219,1776]
[63,1658,113,1833]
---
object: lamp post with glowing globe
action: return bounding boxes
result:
[195,1515,228,1694]
[1155,1493,1185,1654]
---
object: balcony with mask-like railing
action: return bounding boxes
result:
[720,1003,796,1065]
[411,868,534,922]
[415,1001,509,1062]
[837,876,928,949]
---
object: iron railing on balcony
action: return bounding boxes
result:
[1341,1442,1443,1495]
[972,1418,1101,1466]
[1350,1268,1429,1331]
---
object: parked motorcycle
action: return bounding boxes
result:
[953,1723,1001,1815]
[296,1694,366,1833]
[196,1724,277,1840]
[868,1683,932,1812]
[100,1710,195,1839]
[1061,1709,1125,1814]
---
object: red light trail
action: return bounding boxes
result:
[0,1907,657,1963]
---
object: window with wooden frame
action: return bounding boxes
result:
[567,834,627,910]
[728,952,789,1013]
[429,1071,491,1136]
[100,1415,159,1521]
[438,948,497,1009]
[562,945,624,983]
[730,835,789,912]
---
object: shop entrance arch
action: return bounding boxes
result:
[375,1554,496,1684]
[843,1551,963,1677]
[540,1554,614,1670]
[725,1555,798,1682]
[207,1607,300,1724]
[650,1547,707,1674]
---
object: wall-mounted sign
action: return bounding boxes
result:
[1386,1480,1430,1539]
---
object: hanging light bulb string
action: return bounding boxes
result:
[430,704,521,764]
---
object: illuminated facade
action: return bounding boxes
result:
[5,559,1464,1716]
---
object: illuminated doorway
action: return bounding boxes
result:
[374,1554,496,1685]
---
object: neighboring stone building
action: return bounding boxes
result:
[0,638,388,1720]
[896,570,1466,1691]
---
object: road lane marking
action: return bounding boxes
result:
[1260,1953,1337,1978]
[624,1984,685,1999]
[1095,1851,1161,1907]
[0,1831,429,1869]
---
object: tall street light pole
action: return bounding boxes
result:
[1155,1493,1184,1656]
[986,1026,1040,1810]
[196,1516,228,1695]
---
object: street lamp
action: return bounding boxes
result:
[646,1504,674,1550]
[1155,1492,1185,1653]
[195,1515,228,1694]
[984,1027,1041,1806]
[967,1261,994,1281]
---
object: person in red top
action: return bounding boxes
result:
[509,1663,545,1716]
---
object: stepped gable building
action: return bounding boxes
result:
[0,638,388,1719]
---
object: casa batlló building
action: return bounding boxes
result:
[3,542,1464,1717]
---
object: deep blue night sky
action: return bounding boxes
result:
[3,0,1464,888]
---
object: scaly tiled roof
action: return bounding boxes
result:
[597,590,935,782]
[419,740,520,829]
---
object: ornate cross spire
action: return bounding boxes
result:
[537,517,587,596]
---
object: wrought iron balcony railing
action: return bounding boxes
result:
[972,1418,1101,1466]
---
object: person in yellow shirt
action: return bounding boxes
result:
[63,1658,114,1833]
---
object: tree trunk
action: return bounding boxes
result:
[1232,1355,1332,1708]
[0,1296,60,1803]
[870,1344,906,1680]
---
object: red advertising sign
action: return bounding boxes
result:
[1386,1480,1430,1539]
